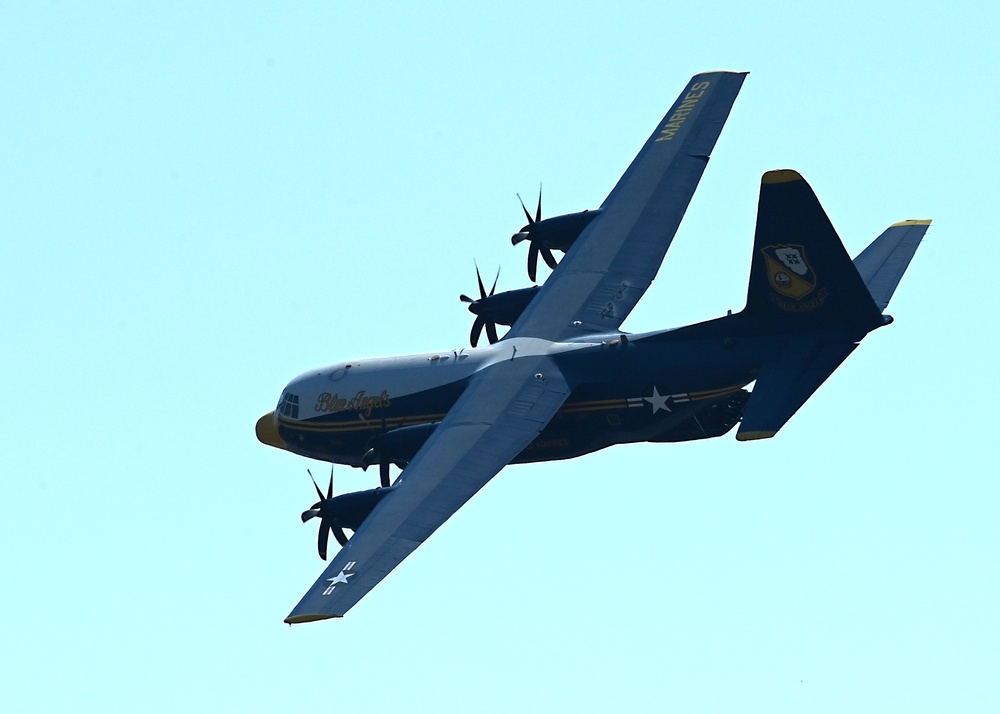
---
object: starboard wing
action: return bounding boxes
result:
[508,71,747,341]
[285,351,572,622]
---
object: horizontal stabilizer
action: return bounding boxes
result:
[853,220,931,311]
[736,337,857,440]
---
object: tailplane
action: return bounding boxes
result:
[853,220,930,311]
[735,170,928,440]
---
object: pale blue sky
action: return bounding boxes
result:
[3,2,998,712]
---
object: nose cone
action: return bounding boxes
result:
[255,411,287,450]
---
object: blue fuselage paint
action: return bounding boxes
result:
[269,316,778,467]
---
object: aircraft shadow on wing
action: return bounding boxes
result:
[254,71,930,623]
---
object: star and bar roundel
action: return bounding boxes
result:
[627,386,688,413]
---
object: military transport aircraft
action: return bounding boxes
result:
[255,71,929,623]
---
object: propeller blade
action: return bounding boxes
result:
[333,526,349,547]
[301,508,320,523]
[460,293,475,303]
[307,469,324,502]
[475,262,487,299]
[535,184,542,223]
[541,246,559,269]
[489,268,499,297]
[470,315,486,347]
[380,460,391,489]
[318,521,330,560]
[517,193,535,225]
[485,319,499,345]
[326,469,333,500]
[528,244,539,283]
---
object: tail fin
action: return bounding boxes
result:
[853,220,930,311]
[742,169,883,332]
[735,170,927,441]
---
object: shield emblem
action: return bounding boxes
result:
[760,245,817,300]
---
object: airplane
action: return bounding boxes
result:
[255,70,930,623]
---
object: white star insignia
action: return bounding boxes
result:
[643,386,671,414]
[327,570,355,586]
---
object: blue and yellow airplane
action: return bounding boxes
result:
[256,71,929,622]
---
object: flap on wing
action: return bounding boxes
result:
[736,337,857,441]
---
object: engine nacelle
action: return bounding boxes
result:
[325,486,396,531]
[366,421,440,466]
[512,209,602,251]
[468,285,539,327]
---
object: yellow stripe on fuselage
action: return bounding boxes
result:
[688,384,745,400]
[558,398,630,414]
[278,387,746,436]
[278,413,446,433]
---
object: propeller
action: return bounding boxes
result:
[361,441,394,488]
[511,186,558,282]
[459,263,501,347]
[301,467,349,560]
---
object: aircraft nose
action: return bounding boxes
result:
[256,411,287,450]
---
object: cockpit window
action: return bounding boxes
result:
[277,393,300,418]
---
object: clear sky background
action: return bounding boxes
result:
[3,2,998,712]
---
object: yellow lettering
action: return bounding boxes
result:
[655,81,712,142]
[315,389,391,415]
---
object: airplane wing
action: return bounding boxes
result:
[285,72,746,621]
[285,351,573,622]
[508,70,747,341]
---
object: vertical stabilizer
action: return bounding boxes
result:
[743,170,883,332]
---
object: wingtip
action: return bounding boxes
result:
[890,219,932,228]
[695,69,749,76]
[284,612,342,624]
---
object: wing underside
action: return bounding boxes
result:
[509,71,747,341]
[286,353,572,622]
[286,71,748,621]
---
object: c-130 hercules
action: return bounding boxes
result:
[256,71,929,622]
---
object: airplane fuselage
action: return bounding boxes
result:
[256,316,779,471]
